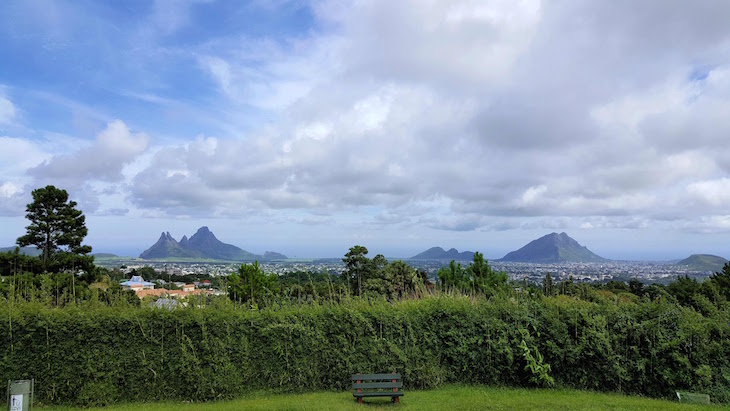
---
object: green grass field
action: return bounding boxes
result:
[41,385,722,411]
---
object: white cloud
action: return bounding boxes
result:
[29,120,149,186]
[687,178,730,207]
[0,181,27,216]
[0,95,16,124]
[0,181,22,198]
[0,137,48,176]
[200,56,233,96]
[520,185,547,206]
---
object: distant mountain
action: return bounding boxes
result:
[185,226,258,261]
[92,253,119,258]
[0,246,42,257]
[499,232,607,263]
[675,254,727,272]
[140,232,199,259]
[263,251,288,260]
[139,227,285,261]
[410,247,475,260]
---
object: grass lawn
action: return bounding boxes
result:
[41,385,722,411]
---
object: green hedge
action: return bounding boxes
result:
[1,295,729,405]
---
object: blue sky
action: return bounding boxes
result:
[1,0,730,260]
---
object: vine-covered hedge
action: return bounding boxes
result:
[1,295,729,405]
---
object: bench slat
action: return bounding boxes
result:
[352,382,402,389]
[353,391,404,398]
[351,373,401,380]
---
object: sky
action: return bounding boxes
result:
[1,0,730,260]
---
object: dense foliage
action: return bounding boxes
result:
[1,283,729,406]
[342,245,429,299]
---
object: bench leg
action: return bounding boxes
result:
[358,397,363,404]
[395,396,400,404]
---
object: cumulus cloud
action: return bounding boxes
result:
[0,181,28,216]
[118,0,730,237]
[687,178,730,208]
[0,137,49,176]
[4,0,730,244]
[29,120,149,187]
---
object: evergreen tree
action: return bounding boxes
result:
[17,185,92,272]
[343,245,371,296]
[542,272,554,296]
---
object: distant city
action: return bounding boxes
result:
[94,257,717,287]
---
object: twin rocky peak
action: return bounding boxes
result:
[410,232,607,263]
[139,226,287,261]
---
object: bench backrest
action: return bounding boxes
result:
[352,373,402,390]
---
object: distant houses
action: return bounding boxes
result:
[120,275,155,293]
[121,275,211,299]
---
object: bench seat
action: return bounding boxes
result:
[352,373,403,404]
[353,391,404,398]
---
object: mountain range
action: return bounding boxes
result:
[139,227,287,261]
[499,232,607,263]
[408,233,606,263]
[409,247,475,260]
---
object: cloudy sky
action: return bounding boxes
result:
[1,0,730,260]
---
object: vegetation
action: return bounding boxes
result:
[2,287,730,406]
[227,261,278,306]
[3,188,730,407]
[17,185,93,273]
[39,385,725,411]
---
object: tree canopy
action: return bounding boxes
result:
[16,185,92,272]
[227,261,278,306]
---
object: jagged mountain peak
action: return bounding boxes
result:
[140,226,268,261]
[194,226,211,234]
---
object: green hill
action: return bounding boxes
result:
[500,232,607,263]
[676,254,727,272]
[92,253,119,258]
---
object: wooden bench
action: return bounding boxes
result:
[352,373,403,404]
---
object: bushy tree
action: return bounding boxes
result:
[666,275,700,306]
[628,278,644,296]
[17,185,92,272]
[437,260,470,292]
[227,261,278,306]
[467,251,507,294]
[388,260,421,298]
